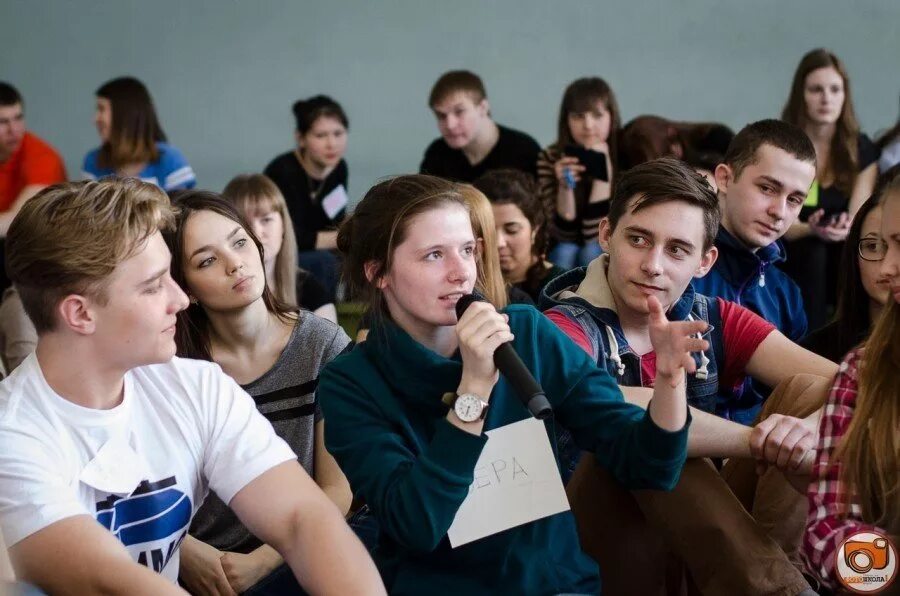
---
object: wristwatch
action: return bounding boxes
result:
[443,392,490,423]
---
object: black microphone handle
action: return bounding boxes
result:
[455,290,553,419]
[494,344,553,420]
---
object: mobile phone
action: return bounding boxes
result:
[814,208,845,227]
[563,145,609,182]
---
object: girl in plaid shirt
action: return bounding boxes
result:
[802,172,900,591]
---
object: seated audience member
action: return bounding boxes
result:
[536,77,621,269]
[877,99,900,172]
[802,168,900,360]
[693,120,816,417]
[780,49,880,329]
[540,158,836,595]
[0,82,67,293]
[461,180,534,307]
[473,169,566,303]
[802,173,900,594]
[222,173,337,323]
[0,82,66,237]
[82,77,196,192]
[354,181,528,343]
[163,191,353,595]
[0,286,36,372]
[264,95,349,301]
[618,114,734,171]
[419,70,540,182]
[0,180,383,595]
[320,174,706,594]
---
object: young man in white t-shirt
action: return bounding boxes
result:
[0,179,385,595]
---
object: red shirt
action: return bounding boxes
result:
[0,131,66,211]
[545,297,775,389]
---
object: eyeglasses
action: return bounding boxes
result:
[858,238,887,262]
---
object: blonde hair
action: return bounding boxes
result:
[6,179,175,332]
[222,174,299,307]
[459,184,509,308]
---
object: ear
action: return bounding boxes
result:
[478,98,491,118]
[694,246,719,278]
[598,217,613,253]
[364,260,388,290]
[294,130,304,149]
[714,163,733,195]
[56,294,98,336]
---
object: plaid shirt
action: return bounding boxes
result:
[800,349,888,590]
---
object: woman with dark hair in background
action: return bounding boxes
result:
[264,95,349,301]
[537,77,621,269]
[473,169,566,303]
[81,76,196,191]
[801,165,900,362]
[617,115,734,172]
[164,191,352,595]
[780,48,881,329]
[223,173,337,323]
[877,95,900,172]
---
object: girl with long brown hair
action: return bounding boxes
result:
[163,191,352,595]
[781,49,881,329]
[81,77,196,192]
[801,174,900,592]
[537,77,621,269]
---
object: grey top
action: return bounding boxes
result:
[189,312,351,553]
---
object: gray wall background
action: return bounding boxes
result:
[2,0,898,205]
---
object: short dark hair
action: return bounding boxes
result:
[428,70,486,108]
[724,119,816,179]
[608,157,720,250]
[0,82,23,107]
[292,95,348,135]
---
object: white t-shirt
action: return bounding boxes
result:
[0,353,296,582]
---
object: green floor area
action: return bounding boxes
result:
[336,302,367,339]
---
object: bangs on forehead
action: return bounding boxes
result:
[568,92,608,115]
[236,193,278,218]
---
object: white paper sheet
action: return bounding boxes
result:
[447,417,570,547]
[321,184,349,220]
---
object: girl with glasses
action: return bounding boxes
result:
[801,165,899,362]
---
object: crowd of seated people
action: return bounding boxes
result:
[0,45,899,596]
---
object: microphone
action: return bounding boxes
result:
[455,291,552,420]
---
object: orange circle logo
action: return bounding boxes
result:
[836,531,897,593]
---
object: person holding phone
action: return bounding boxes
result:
[537,77,620,269]
[780,49,881,329]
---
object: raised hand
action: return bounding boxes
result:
[647,295,710,388]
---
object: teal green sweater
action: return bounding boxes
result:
[320,305,689,595]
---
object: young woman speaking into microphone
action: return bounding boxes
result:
[318,174,710,595]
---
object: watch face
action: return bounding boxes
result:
[454,394,483,423]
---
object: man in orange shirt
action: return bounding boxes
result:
[0,82,66,291]
[0,83,66,237]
